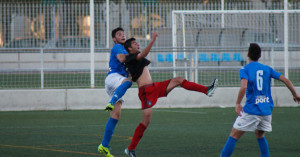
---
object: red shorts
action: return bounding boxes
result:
[138,79,171,109]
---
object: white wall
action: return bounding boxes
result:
[0,87,299,111]
[1,51,300,69]
[0,53,109,69]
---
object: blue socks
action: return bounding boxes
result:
[102,117,118,147]
[221,136,269,157]
[109,81,132,105]
[221,136,237,157]
[257,137,269,157]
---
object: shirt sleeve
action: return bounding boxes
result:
[239,67,248,80]
[125,53,138,63]
[111,45,128,60]
[115,45,128,55]
[269,67,281,80]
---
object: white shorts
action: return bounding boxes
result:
[105,73,127,104]
[233,112,272,132]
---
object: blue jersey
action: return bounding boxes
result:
[107,44,129,77]
[240,61,281,116]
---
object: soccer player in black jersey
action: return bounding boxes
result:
[121,32,218,157]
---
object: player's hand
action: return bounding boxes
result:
[235,103,243,116]
[152,32,158,39]
[294,95,300,104]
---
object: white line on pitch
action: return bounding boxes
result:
[154,109,207,114]
[0,124,105,129]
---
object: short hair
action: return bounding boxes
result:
[111,27,124,38]
[248,43,261,61]
[124,38,136,52]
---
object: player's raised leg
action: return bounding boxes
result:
[105,79,132,111]
[166,76,217,97]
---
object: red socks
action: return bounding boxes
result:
[128,123,147,150]
[181,79,207,94]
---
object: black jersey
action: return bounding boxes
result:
[124,52,151,82]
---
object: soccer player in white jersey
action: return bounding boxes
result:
[220,43,300,157]
[98,27,132,157]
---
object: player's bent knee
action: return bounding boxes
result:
[176,76,184,81]
[111,112,121,120]
[122,79,132,84]
[255,130,265,138]
[230,128,244,140]
[111,113,121,119]
[110,106,122,120]
[141,119,151,127]
[172,76,184,84]
[142,115,152,126]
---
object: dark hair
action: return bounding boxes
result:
[111,27,124,38]
[248,43,261,61]
[124,38,136,52]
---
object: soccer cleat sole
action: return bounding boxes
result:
[207,78,218,97]
[104,104,114,111]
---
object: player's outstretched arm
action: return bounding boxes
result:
[278,75,300,104]
[235,79,247,116]
[136,32,158,60]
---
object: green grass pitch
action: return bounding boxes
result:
[0,107,299,157]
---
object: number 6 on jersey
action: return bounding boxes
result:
[256,70,263,91]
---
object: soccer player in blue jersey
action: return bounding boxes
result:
[220,43,300,157]
[98,27,132,157]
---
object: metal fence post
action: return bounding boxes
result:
[195,49,198,84]
[90,0,95,88]
[284,0,289,79]
[40,49,44,89]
